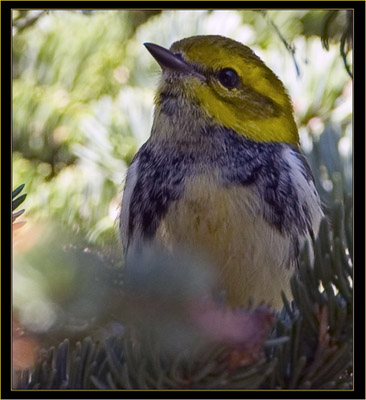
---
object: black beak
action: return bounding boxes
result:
[144,42,206,81]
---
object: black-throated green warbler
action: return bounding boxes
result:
[120,35,323,308]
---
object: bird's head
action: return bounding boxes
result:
[146,35,299,146]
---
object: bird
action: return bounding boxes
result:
[119,35,323,308]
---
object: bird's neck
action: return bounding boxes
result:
[150,91,212,145]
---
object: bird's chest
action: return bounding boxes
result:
[155,173,293,306]
[156,173,261,245]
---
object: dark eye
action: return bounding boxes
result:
[218,68,240,89]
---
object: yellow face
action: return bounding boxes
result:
[168,35,299,146]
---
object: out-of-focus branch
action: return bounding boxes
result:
[13,10,47,34]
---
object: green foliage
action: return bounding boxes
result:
[12,184,27,211]
[321,11,353,77]
[12,184,27,226]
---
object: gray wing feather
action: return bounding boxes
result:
[120,159,139,251]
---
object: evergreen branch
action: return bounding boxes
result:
[321,11,338,51]
[321,10,353,78]
[12,194,27,211]
[259,11,300,77]
[12,184,27,228]
[12,184,25,199]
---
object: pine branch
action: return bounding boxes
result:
[12,184,27,229]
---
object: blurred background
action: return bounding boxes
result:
[12,9,352,371]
